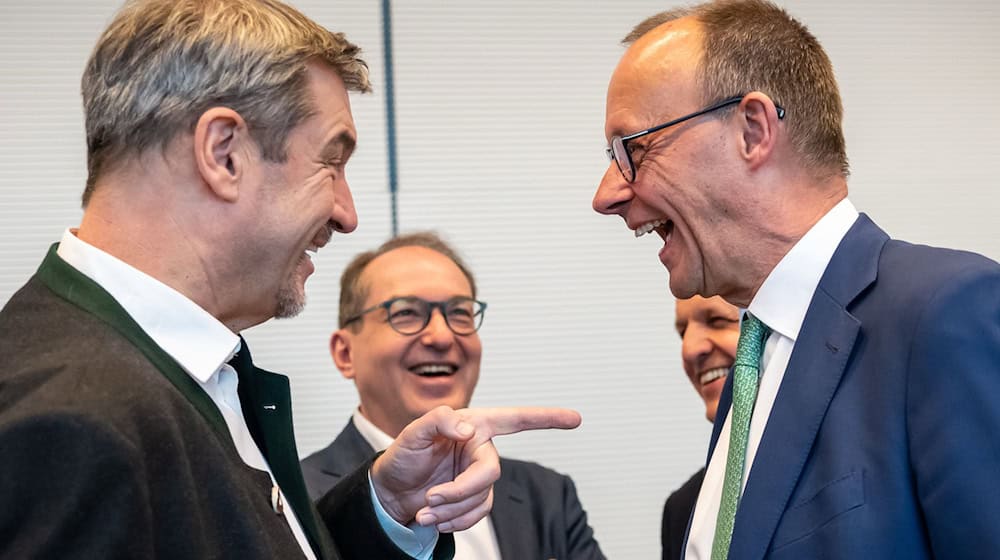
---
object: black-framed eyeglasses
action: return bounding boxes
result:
[605,94,786,183]
[344,296,487,336]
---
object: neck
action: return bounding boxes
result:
[718,174,848,308]
[78,171,263,333]
[356,407,405,442]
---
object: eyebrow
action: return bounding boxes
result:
[322,131,356,161]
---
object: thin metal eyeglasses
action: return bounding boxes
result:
[605,94,786,183]
[343,296,487,336]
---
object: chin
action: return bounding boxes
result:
[273,283,306,319]
[705,405,719,424]
[668,274,700,300]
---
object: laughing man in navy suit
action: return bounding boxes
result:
[302,232,605,560]
[593,1,1000,558]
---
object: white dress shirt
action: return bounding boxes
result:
[685,199,859,559]
[353,409,504,560]
[57,229,318,559]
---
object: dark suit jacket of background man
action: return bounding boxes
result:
[303,418,606,560]
[0,247,451,560]
[702,215,1000,559]
[661,468,704,560]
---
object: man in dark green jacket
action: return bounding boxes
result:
[0,1,579,558]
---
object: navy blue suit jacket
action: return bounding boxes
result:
[705,215,1000,559]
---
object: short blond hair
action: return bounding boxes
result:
[81,0,372,206]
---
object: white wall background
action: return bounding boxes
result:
[2,1,998,558]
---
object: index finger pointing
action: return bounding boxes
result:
[464,407,581,438]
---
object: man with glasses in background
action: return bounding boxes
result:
[302,232,606,560]
[594,0,1000,558]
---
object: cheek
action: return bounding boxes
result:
[459,338,483,382]
[634,169,705,228]
[295,169,336,207]
[680,336,703,368]
[720,333,740,356]
[462,337,483,361]
[358,338,408,379]
[687,375,702,396]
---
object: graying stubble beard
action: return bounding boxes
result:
[274,222,335,319]
[274,286,305,319]
[273,256,307,319]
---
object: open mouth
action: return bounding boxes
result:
[303,223,334,260]
[634,219,674,240]
[410,363,458,377]
[698,366,729,386]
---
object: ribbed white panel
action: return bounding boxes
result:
[2,1,999,559]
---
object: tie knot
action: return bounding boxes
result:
[735,312,770,368]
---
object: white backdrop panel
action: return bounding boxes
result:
[1,1,998,558]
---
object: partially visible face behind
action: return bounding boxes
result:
[249,61,360,320]
[332,246,482,438]
[675,295,740,422]
[593,18,745,300]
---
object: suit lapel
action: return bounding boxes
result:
[728,215,887,560]
[322,420,378,481]
[35,244,230,442]
[729,290,859,560]
[240,357,336,559]
[708,373,735,464]
[491,460,534,560]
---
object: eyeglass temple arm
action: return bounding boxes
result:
[621,96,743,142]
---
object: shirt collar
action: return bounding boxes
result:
[352,408,395,452]
[748,198,859,341]
[56,229,240,382]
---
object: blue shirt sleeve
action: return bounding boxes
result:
[368,471,439,559]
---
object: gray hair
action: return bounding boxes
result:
[81,0,372,206]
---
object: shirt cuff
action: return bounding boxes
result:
[368,470,439,559]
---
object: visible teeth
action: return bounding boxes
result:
[306,246,318,254]
[634,219,667,238]
[412,364,456,376]
[699,367,729,385]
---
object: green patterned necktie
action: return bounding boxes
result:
[711,312,771,560]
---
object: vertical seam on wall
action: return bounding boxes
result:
[380,0,399,236]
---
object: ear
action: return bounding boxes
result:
[330,329,356,380]
[737,92,782,171]
[193,107,248,203]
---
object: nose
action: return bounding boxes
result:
[681,325,714,371]
[419,308,455,349]
[332,174,358,233]
[592,162,633,216]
